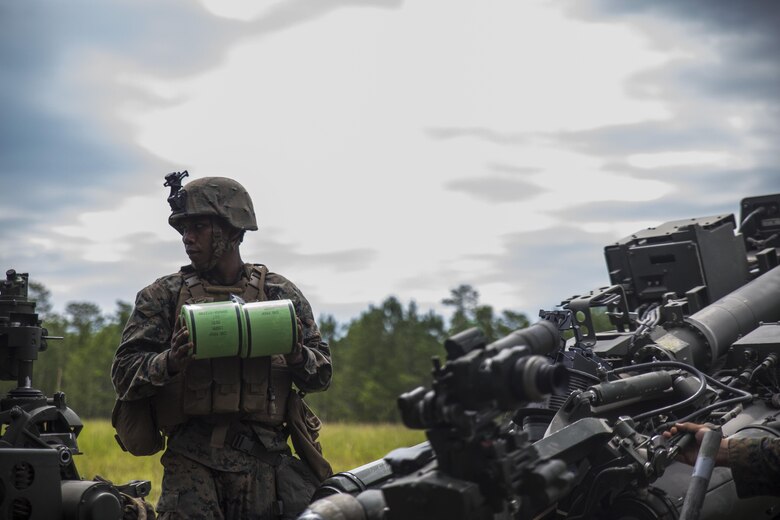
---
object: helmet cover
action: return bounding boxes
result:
[168,176,258,232]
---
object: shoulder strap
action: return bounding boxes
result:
[181,266,207,299]
[245,264,268,302]
[175,266,207,320]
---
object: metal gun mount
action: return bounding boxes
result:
[0,269,151,520]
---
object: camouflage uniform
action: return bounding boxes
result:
[112,265,332,519]
[727,437,780,498]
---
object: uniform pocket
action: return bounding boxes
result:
[183,359,212,415]
[212,357,241,413]
[275,456,318,519]
[111,398,164,456]
[268,365,292,422]
[241,357,270,413]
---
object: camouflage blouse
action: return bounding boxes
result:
[728,436,780,497]
[110,264,332,470]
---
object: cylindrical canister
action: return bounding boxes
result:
[243,300,298,358]
[180,299,297,359]
[180,300,244,359]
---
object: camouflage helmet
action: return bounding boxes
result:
[168,176,258,232]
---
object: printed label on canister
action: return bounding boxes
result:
[180,301,244,360]
[243,300,297,358]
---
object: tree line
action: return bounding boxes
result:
[2,282,530,422]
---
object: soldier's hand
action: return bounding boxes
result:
[285,317,305,366]
[663,422,729,466]
[662,422,708,465]
[168,316,193,375]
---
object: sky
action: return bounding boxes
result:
[1,0,779,328]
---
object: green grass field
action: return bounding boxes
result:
[75,420,426,507]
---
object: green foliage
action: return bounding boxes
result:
[28,281,53,316]
[62,303,127,417]
[442,284,480,334]
[590,307,615,333]
[65,301,105,338]
[307,297,446,423]
[442,284,530,342]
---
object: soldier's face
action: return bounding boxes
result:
[180,217,214,270]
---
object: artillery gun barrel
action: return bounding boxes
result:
[666,265,780,369]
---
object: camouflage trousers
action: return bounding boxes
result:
[156,450,319,520]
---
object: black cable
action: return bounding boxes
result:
[710,369,738,377]
[656,373,754,430]
[608,361,708,422]
[704,372,753,396]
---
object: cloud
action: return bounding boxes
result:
[570,1,780,50]
[487,228,617,312]
[487,164,542,175]
[242,0,403,30]
[560,1,780,189]
[0,0,244,219]
[549,196,735,233]
[546,164,780,229]
[425,127,529,146]
[0,0,409,222]
[444,176,544,203]
[3,230,184,310]
[568,1,780,106]
[554,119,739,157]
[395,226,615,319]
[244,230,377,274]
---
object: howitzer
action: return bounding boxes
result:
[0,269,153,519]
[302,320,574,520]
[299,193,780,520]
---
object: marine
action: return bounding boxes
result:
[111,173,332,519]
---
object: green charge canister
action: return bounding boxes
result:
[242,300,298,358]
[180,299,297,360]
[180,300,244,359]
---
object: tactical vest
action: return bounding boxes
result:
[154,264,292,429]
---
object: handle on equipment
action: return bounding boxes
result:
[679,429,723,520]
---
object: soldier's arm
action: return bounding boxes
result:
[289,308,332,393]
[269,274,332,393]
[666,422,780,497]
[111,280,179,401]
[728,437,780,498]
